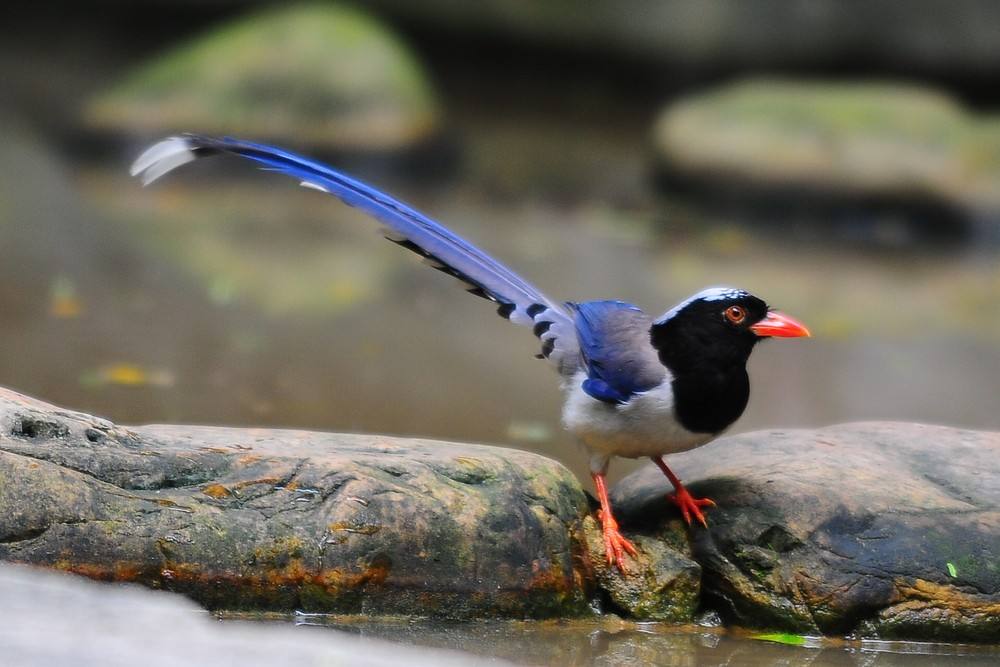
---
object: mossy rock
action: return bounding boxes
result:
[583,517,700,622]
[654,79,1000,211]
[0,386,594,618]
[613,422,1000,641]
[86,4,440,152]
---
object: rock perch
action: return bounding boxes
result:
[0,387,594,617]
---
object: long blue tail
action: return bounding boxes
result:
[131,134,579,373]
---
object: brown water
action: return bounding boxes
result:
[242,614,1000,666]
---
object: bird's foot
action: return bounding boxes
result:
[668,486,716,527]
[597,509,638,573]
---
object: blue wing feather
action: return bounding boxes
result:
[581,378,631,404]
[573,300,662,404]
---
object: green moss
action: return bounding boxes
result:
[655,78,1000,209]
[86,4,439,150]
[672,80,969,143]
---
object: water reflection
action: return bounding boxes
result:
[263,614,1000,666]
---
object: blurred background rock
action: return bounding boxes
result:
[1,1,998,485]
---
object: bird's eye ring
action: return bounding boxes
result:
[724,305,746,325]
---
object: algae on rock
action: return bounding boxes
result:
[654,79,1000,213]
[583,516,701,622]
[86,4,440,152]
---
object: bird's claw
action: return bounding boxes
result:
[668,487,716,527]
[597,509,638,573]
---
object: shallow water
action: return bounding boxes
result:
[2,142,998,486]
[236,615,1000,666]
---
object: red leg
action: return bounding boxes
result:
[652,457,715,527]
[591,471,638,573]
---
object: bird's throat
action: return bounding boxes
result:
[669,366,750,435]
[651,322,756,435]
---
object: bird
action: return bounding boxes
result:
[131,134,810,573]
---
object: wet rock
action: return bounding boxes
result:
[0,387,592,618]
[653,80,1000,221]
[0,563,503,667]
[583,516,700,621]
[85,4,440,153]
[612,422,1000,641]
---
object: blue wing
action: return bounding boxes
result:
[131,134,579,373]
[572,301,665,404]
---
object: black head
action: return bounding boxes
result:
[649,287,810,434]
[650,288,780,373]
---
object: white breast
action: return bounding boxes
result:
[561,370,714,464]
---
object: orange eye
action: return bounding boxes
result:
[724,305,746,325]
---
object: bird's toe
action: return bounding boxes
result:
[669,488,716,528]
[597,511,637,573]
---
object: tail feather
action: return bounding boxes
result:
[131,134,580,374]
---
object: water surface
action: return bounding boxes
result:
[241,614,1000,666]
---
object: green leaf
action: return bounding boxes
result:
[751,633,807,646]
[947,562,958,578]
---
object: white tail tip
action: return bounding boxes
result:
[130,137,197,185]
[299,180,329,193]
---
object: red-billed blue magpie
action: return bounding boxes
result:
[132,135,810,573]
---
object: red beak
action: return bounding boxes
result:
[750,310,811,338]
